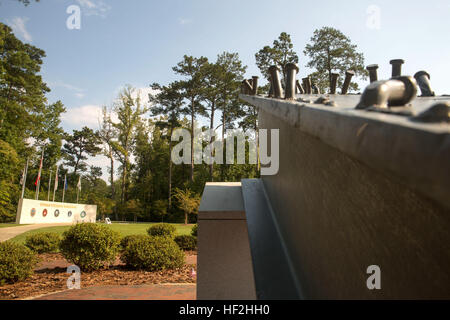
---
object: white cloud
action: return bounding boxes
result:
[61,105,103,128]
[49,80,85,99]
[179,18,192,25]
[76,0,111,18]
[8,17,32,42]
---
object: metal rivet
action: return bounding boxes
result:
[284,63,299,99]
[414,71,435,97]
[390,59,405,78]
[312,84,320,94]
[268,65,283,98]
[295,80,305,94]
[330,73,339,94]
[251,76,259,95]
[366,64,379,83]
[302,77,312,94]
[341,70,355,94]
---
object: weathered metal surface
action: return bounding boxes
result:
[366,64,379,83]
[414,71,435,97]
[241,93,450,299]
[330,72,339,94]
[240,93,450,209]
[284,63,299,100]
[341,70,355,94]
[268,66,283,99]
[356,76,418,109]
[390,59,405,77]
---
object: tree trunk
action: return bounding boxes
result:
[109,148,118,221]
[168,127,173,210]
[190,98,195,182]
[209,102,215,181]
[221,107,226,181]
[185,211,188,225]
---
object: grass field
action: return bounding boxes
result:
[0,223,26,228]
[9,223,195,244]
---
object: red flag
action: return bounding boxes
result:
[35,150,44,186]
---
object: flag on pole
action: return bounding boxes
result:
[77,176,81,192]
[54,165,59,191]
[35,150,44,186]
[35,148,44,200]
[76,176,81,203]
[20,159,29,199]
[20,164,26,185]
[52,165,59,202]
[62,174,67,203]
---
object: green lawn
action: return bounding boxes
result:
[0,223,26,228]
[9,223,194,244]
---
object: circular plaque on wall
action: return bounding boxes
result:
[42,209,48,217]
[54,209,60,217]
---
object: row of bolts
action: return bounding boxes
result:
[241,59,434,100]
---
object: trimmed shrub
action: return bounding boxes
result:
[120,234,149,251]
[174,235,197,251]
[0,241,38,285]
[147,223,176,239]
[59,223,121,271]
[25,232,61,253]
[121,235,184,271]
[191,224,198,237]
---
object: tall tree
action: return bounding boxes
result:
[62,126,101,175]
[255,32,299,80]
[304,27,367,93]
[98,105,118,219]
[0,22,49,154]
[215,52,246,180]
[112,86,146,204]
[172,55,208,182]
[199,61,222,180]
[149,81,187,210]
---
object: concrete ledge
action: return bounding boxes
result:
[197,182,256,300]
[240,94,450,210]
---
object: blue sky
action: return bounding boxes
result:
[1,0,449,180]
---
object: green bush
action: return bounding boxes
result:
[174,235,197,251]
[59,223,121,271]
[121,235,184,271]
[0,241,38,285]
[147,223,176,239]
[120,234,149,251]
[191,224,198,237]
[25,232,61,253]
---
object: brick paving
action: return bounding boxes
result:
[33,284,196,300]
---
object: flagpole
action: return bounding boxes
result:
[20,158,29,199]
[76,175,81,204]
[62,174,66,203]
[47,169,52,201]
[35,148,44,200]
[52,165,58,202]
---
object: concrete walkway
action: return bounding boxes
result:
[32,284,196,300]
[0,223,72,242]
